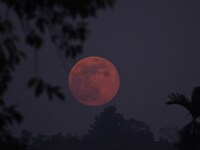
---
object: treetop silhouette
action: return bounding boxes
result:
[166,87,200,120]
[0,1,116,149]
[166,87,200,150]
[82,106,154,150]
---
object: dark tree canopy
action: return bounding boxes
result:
[166,87,200,150]
[28,106,176,150]
[0,0,116,149]
[167,87,200,120]
[82,106,154,150]
[0,0,116,100]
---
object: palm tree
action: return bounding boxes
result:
[166,87,200,150]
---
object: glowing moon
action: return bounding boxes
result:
[68,56,120,106]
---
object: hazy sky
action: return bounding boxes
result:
[6,0,200,138]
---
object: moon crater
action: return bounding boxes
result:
[68,56,120,106]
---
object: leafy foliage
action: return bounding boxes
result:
[177,121,200,150]
[0,132,26,150]
[0,0,116,149]
[27,78,65,100]
[0,0,116,100]
[27,106,177,150]
[82,106,154,150]
[166,87,200,150]
[0,99,22,132]
[0,99,24,150]
[166,87,200,119]
[167,93,193,117]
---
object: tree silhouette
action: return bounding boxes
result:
[27,106,176,150]
[0,129,27,150]
[81,106,154,150]
[166,87,200,150]
[159,126,179,143]
[0,0,116,101]
[30,132,80,150]
[0,0,116,149]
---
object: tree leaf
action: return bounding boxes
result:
[26,33,42,49]
[27,78,37,88]
[46,85,53,100]
[34,80,44,97]
[54,91,65,101]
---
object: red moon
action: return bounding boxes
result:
[68,56,120,106]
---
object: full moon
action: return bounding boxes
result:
[68,56,120,106]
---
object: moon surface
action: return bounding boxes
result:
[68,56,120,106]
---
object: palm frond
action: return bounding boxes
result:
[166,93,193,115]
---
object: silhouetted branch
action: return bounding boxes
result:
[166,93,193,117]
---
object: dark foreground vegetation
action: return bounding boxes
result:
[5,106,177,150]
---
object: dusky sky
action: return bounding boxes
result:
[5,0,200,138]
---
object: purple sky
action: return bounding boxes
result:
[5,0,200,139]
